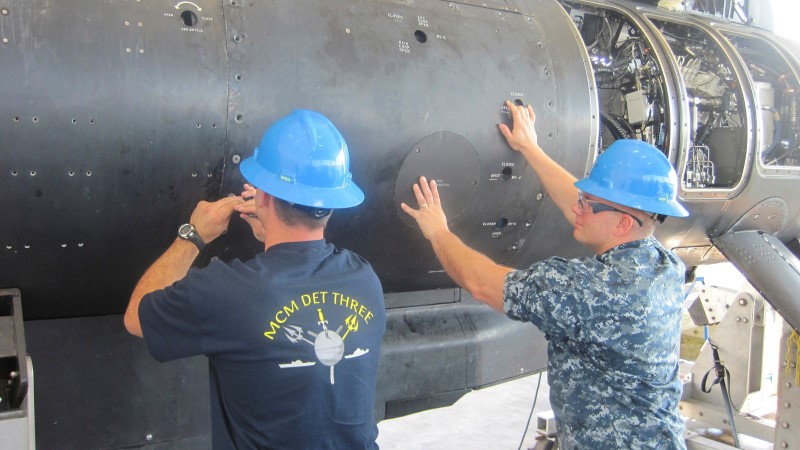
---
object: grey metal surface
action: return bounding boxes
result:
[713,230,800,331]
[0,357,34,450]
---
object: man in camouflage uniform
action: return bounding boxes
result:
[401,101,689,449]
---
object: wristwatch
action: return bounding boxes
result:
[178,223,205,251]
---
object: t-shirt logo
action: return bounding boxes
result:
[263,291,375,385]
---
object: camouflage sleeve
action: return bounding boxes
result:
[503,257,594,339]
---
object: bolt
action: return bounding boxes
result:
[232,154,241,164]
[787,382,793,388]
[786,402,792,408]
[536,193,543,200]
[146,433,153,441]
[699,411,704,416]
[739,298,748,306]
[1,7,9,15]
[781,442,788,448]
[736,317,741,322]
[783,422,790,428]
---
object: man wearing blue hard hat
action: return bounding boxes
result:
[403,101,689,449]
[125,110,386,449]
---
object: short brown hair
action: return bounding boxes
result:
[273,198,331,229]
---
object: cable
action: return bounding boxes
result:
[517,372,544,450]
[700,341,741,448]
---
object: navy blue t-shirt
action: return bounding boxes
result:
[139,240,386,450]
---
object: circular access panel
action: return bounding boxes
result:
[394,131,480,227]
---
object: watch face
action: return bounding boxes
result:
[178,223,194,238]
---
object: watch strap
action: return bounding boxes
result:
[178,224,206,251]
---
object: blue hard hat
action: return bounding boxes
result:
[574,139,689,217]
[240,109,365,209]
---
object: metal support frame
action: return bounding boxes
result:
[774,323,800,448]
[688,291,765,411]
[678,280,800,448]
[0,289,34,450]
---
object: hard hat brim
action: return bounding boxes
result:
[574,178,690,217]
[240,156,365,209]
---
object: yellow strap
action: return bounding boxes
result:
[786,330,800,385]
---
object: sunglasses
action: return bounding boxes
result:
[576,192,644,227]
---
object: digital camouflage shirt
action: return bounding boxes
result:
[504,237,686,450]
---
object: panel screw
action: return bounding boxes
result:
[232,155,241,164]
[1,8,9,15]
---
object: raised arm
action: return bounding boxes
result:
[125,196,243,337]
[498,100,579,226]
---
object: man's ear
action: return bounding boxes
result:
[615,214,636,236]
[255,190,271,208]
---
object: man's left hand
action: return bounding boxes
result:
[400,176,450,241]
[189,196,244,244]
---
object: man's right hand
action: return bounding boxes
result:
[400,176,450,242]
[189,196,244,244]
[235,184,266,242]
[498,100,540,155]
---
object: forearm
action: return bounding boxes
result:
[429,230,512,312]
[124,239,199,337]
[520,145,578,225]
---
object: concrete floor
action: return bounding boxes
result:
[377,372,552,450]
